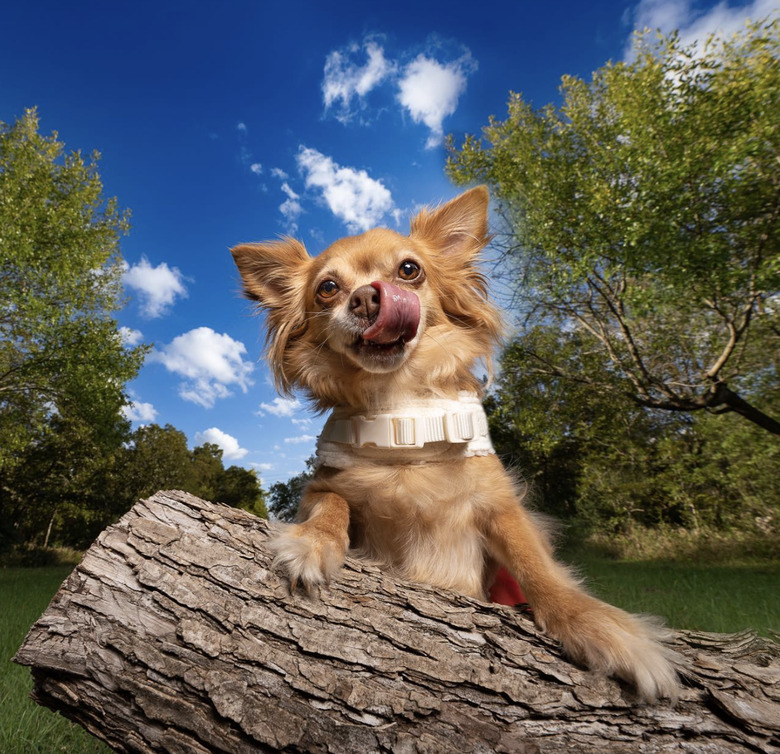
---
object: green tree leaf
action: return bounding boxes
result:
[448,20,780,433]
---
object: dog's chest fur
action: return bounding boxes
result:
[319,456,510,599]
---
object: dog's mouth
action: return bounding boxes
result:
[348,334,411,372]
[352,334,408,353]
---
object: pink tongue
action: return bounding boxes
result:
[361,281,420,344]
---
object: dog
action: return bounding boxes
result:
[231,186,679,702]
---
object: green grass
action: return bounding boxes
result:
[565,550,780,637]
[1,567,108,754]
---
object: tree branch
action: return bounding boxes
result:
[708,382,780,436]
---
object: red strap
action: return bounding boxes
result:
[489,566,529,607]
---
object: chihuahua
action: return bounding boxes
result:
[232,186,678,702]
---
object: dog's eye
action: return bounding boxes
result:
[317,280,340,299]
[398,260,421,281]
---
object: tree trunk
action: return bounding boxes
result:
[14,490,780,753]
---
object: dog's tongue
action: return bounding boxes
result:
[361,281,420,344]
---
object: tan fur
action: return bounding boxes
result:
[232,186,679,702]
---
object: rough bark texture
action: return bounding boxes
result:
[14,490,780,753]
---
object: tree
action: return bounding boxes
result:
[488,327,780,536]
[0,109,146,547]
[119,424,195,503]
[115,425,269,520]
[189,443,225,501]
[215,465,268,519]
[14,491,780,753]
[447,20,780,434]
[267,456,315,521]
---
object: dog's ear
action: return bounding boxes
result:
[409,185,490,260]
[231,238,311,308]
[231,239,311,395]
[410,186,503,361]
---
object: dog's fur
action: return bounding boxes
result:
[232,186,679,702]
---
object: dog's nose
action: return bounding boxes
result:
[350,284,381,320]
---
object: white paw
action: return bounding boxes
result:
[268,522,347,591]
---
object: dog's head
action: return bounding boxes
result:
[231,186,503,408]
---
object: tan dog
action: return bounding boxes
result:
[232,186,678,702]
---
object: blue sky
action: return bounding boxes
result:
[3,0,776,487]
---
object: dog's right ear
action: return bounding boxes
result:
[231,238,311,308]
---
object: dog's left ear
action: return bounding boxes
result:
[410,186,503,355]
[409,185,490,259]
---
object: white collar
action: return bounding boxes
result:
[316,391,495,469]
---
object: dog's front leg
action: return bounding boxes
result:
[483,498,679,702]
[270,489,350,593]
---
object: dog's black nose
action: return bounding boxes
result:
[350,284,381,321]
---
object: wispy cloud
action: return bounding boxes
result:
[321,36,477,149]
[237,120,265,177]
[122,257,187,319]
[279,181,303,233]
[119,326,144,347]
[258,396,303,418]
[626,0,779,56]
[297,146,395,233]
[195,427,249,460]
[122,400,158,423]
[323,37,395,123]
[284,434,316,445]
[151,327,254,408]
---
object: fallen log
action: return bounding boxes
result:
[14,490,780,753]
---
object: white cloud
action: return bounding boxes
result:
[250,162,263,175]
[237,122,248,133]
[271,167,289,180]
[252,462,274,472]
[195,427,249,460]
[397,53,475,148]
[323,38,395,122]
[297,146,395,233]
[627,0,778,55]
[122,257,187,318]
[320,36,477,149]
[284,434,316,445]
[122,400,158,423]
[119,327,144,346]
[279,182,303,232]
[258,396,303,417]
[151,327,254,408]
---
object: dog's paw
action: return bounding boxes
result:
[269,521,348,592]
[541,596,680,702]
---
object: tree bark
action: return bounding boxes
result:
[14,490,780,753]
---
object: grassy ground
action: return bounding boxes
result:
[0,567,108,754]
[2,552,778,751]
[565,550,780,637]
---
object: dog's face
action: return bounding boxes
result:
[232,186,502,407]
